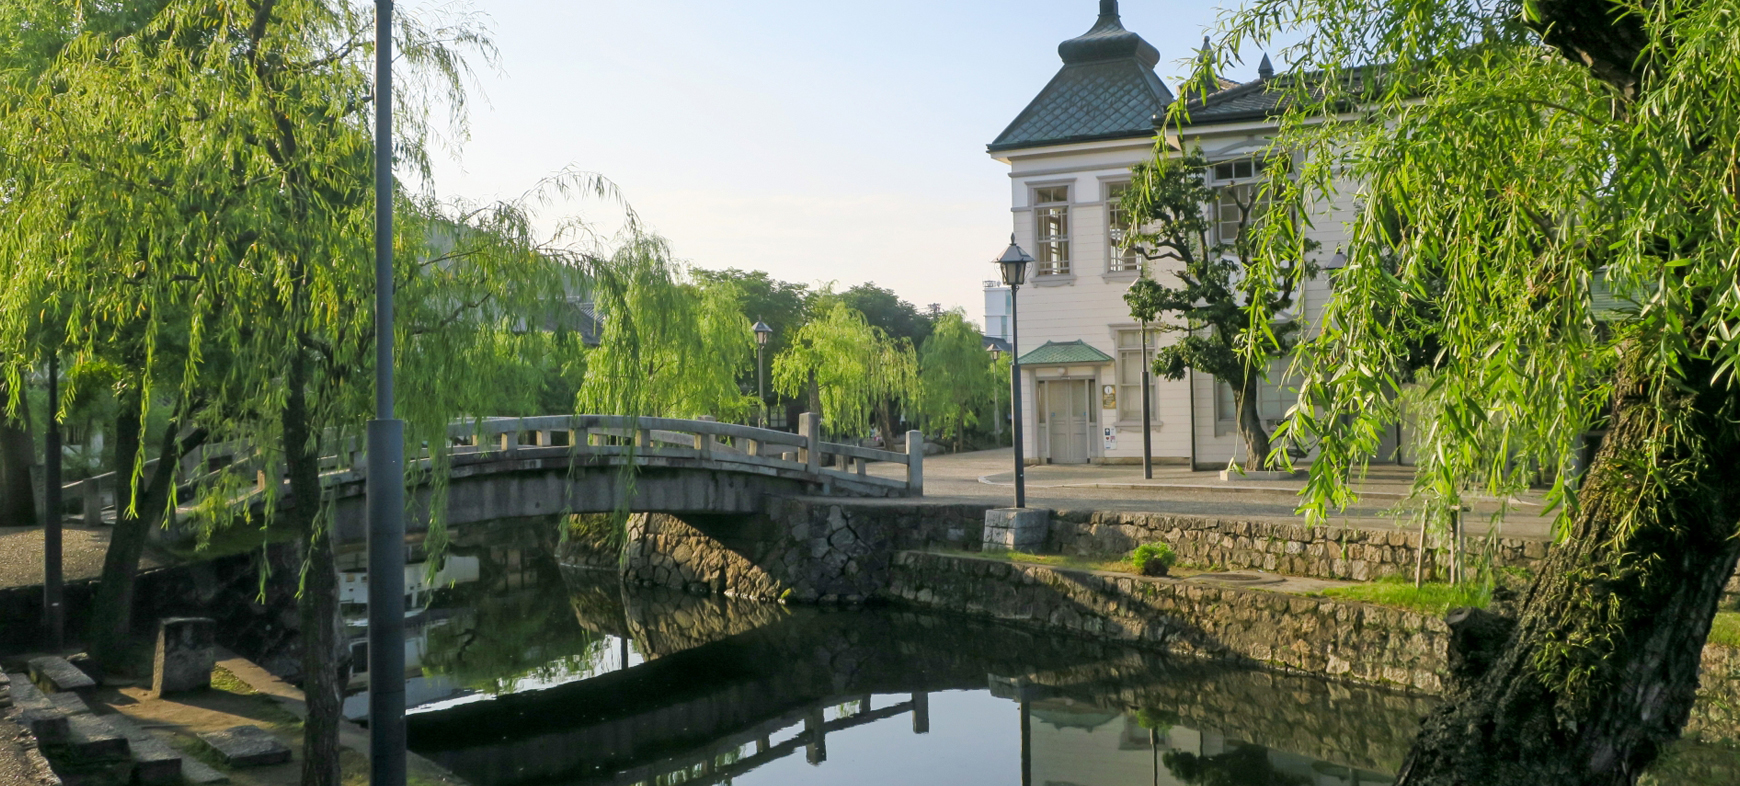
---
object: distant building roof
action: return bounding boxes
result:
[1018,340,1114,366]
[988,1,1174,153]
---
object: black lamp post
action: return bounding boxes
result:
[368,3,409,786]
[996,237,1032,509]
[753,320,773,428]
[43,351,62,650]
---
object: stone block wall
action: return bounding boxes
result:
[618,500,990,604]
[886,550,1450,692]
[1045,510,1548,582]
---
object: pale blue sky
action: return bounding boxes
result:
[423,1,1269,317]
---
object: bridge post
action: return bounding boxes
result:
[805,706,827,765]
[911,692,930,734]
[799,413,821,475]
[695,416,715,460]
[906,430,925,496]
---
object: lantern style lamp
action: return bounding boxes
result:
[994,236,1033,508]
[753,320,774,428]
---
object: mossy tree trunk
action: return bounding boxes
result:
[1397,356,1740,785]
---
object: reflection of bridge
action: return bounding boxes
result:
[405,569,1428,786]
[65,414,925,543]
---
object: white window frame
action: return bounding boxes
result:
[1032,184,1071,277]
[1114,328,1157,424]
[1104,180,1141,274]
[1208,158,1272,248]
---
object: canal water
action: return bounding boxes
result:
[325,545,1734,786]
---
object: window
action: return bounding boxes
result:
[1106,182,1140,273]
[1210,159,1272,246]
[1033,185,1070,276]
[1116,329,1157,422]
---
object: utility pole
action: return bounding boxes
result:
[367,3,408,786]
[1141,320,1152,480]
[43,352,63,650]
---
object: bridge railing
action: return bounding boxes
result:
[62,413,924,523]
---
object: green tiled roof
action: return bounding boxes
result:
[989,2,1173,153]
[1018,340,1114,366]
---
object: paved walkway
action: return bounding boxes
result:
[869,448,1557,541]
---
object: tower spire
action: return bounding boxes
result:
[1100,0,1119,19]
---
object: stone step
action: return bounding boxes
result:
[180,755,231,785]
[102,714,184,786]
[66,714,131,761]
[50,691,91,716]
[28,656,97,694]
[5,672,70,745]
[196,725,290,768]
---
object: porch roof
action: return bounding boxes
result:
[1017,340,1114,366]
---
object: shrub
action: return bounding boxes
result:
[1131,543,1177,577]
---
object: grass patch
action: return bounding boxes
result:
[166,733,232,774]
[1321,575,1491,616]
[210,665,258,695]
[1710,612,1740,649]
[965,549,1138,574]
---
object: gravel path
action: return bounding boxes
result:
[0,524,171,592]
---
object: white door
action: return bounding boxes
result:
[1041,379,1093,464]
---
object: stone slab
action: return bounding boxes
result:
[153,617,216,696]
[66,714,130,761]
[27,657,96,694]
[47,692,90,716]
[103,714,185,786]
[983,508,1051,552]
[5,672,69,745]
[197,725,290,768]
[181,756,231,785]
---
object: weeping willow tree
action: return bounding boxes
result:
[772,300,916,440]
[576,238,757,421]
[914,311,998,451]
[1205,0,1740,781]
[0,2,641,783]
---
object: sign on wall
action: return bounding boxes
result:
[1101,384,1117,410]
[1103,427,1117,452]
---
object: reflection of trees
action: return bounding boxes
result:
[422,562,610,695]
[1163,743,1310,786]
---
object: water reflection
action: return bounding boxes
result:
[355,550,1425,786]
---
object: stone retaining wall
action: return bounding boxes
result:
[1046,509,1546,582]
[886,550,1449,692]
[618,500,989,603]
[886,549,1740,736]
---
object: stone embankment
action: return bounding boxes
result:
[1046,509,1546,582]
[883,550,1740,742]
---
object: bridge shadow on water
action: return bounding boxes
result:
[385,548,1442,786]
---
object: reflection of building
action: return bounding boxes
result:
[1023,697,1393,786]
[338,554,481,717]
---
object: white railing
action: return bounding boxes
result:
[63,413,924,522]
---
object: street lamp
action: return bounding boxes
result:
[753,320,773,427]
[368,3,409,786]
[1129,245,1182,480]
[995,236,1032,508]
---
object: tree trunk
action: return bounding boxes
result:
[88,392,208,672]
[286,349,345,786]
[87,392,144,669]
[0,379,37,528]
[1234,371,1272,472]
[1397,356,1740,785]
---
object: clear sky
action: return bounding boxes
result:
[420,1,1268,322]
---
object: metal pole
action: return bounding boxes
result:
[757,343,767,429]
[368,3,408,786]
[43,352,63,651]
[1010,284,1025,509]
[1141,321,1152,480]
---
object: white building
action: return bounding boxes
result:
[989,0,1355,467]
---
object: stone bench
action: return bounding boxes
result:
[27,655,97,694]
[198,725,291,768]
[67,714,130,761]
[105,713,186,786]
